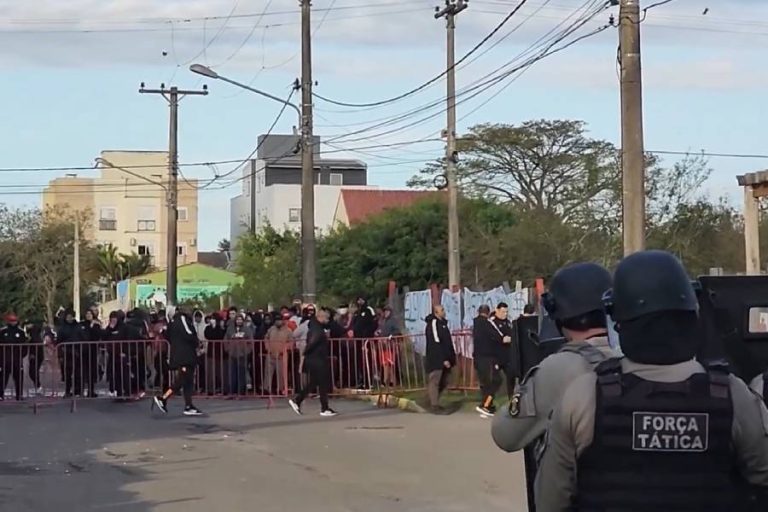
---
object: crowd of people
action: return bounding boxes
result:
[0,297,404,404]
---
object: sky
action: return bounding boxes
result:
[0,0,766,250]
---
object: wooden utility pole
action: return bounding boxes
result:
[436,0,467,292]
[619,0,646,255]
[140,84,208,307]
[737,171,768,275]
[300,0,317,304]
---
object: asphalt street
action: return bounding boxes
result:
[0,398,526,512]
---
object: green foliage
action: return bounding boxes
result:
[231,119,756,306]
[95,244,154,299]
[0,205,99,323]
[232,224,300,308]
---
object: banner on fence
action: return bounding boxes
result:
[405,285,529,357]
[441,289,462,333]
[404,289,432,355]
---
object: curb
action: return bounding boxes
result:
[342,392,427,413]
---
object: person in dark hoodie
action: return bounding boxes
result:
[203,313,227,394]
[289,308,338,417]
[57,308,85,397]
[348,297,378,389]
[425,304,456,413]
[472,303,515,416]
[102,310,132,399]
[24,319,45,393]
[153,307,204,416]
[80,309,103,398]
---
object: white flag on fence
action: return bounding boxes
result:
[404,289,432,355]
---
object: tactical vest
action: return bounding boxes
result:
[574,358,739,512]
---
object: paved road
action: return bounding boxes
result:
[0,398,526,512]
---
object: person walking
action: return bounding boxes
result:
[153,307,204,416]
[425,305,456,413]
[473,304,503,416]
[289,309,337,417]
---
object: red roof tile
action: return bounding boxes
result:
[339,189,438,226]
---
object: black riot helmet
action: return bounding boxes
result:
[604,250,698,323]
[542,262,613,324]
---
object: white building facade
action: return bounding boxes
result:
[229,135,374,244]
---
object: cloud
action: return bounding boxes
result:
[0,0,765,90]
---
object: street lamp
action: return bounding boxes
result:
[190,64,302,122]
[190,63,316,303]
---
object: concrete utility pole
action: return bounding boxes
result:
[619,0,646,256]
[73,214,80,321]
[737,170,768,275]
[435,0,467,292]
[140,84,208,308]
[300,0,317,304]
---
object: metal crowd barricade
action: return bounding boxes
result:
[0,340,172,411]
[1,334,481,411]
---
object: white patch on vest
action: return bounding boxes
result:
[632,412,709,452]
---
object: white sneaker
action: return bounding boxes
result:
[320,409,338,417]
[288,399,302,415]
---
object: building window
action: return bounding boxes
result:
[177,207,189,222]
[137,220,156,231]
[330,172,343,186]
[99,207,117,231]
[137,206,157,232]
[289,208,301,223]
[177,244,187,256]
[137,244,153,256]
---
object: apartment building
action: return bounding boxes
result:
[229,134,375,244]
[42,150,199,269]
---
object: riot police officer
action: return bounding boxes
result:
[492,262,618,452]
[535,250,768,512]
[750,371,768,407]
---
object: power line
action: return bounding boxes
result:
[312,0,533,108]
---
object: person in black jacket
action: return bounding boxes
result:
[1,314,27,401]
[489,302,517,400]
[24,320,45,392]
[425,305,456,413]
[101,311,132,398]
[289,309,338,417]
[153,307,203,416]
[57,309,85,397]
[473,305,502,416]
[80,309,102,398]
[348,297,378,389]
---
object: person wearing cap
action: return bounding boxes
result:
[535,250,768,512]
[492,262,617,452]
[1,313,27,401]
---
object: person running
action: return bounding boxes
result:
[153,307,204,416]
[289,309,337,417]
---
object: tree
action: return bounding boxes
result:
[648,199,743,276]
[0,205,98,323]
[408,120,619,223]
[318,198,520,303]
[232,225,300,307]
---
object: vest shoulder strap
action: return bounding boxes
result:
[559,343,608,366]
[594,357,623,397]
